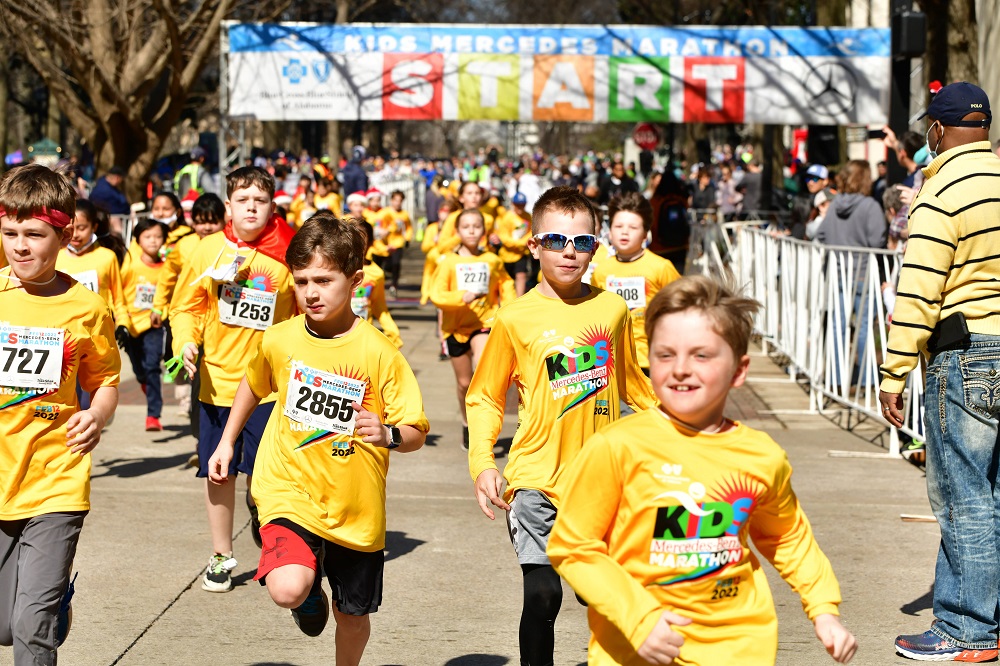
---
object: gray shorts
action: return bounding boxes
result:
[506,489,557,566]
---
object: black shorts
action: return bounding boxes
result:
[504,257,529,276]
[446,328,490,358]
[257,518,384,615]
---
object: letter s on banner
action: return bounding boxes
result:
[383,53,443,120]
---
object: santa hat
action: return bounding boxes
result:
[365,187,382,200]
[181,188,200,211]
[274,189,293,206]
[347,191,367,206]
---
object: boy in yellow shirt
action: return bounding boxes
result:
[467,186,657,666]
[431,208,514,448]
[122,218,170,432]
[0,164,121,663]
[363,189,390,269]
[171,167,297,593]
[495,192,532,296]
[207,212,427,658]
[548,276,856,666]
[591,192,681,375]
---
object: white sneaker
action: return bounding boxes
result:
[201,554,237,592]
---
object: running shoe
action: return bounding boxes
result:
[462,426,469,451]
[895,629,998,661]
[145,416,162,432]
[291,586,330,637]
[901,439,926,464]
[201,554,237,593]
[246,489,262,548]
[55,572,77,647]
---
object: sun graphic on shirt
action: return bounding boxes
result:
[240,269,275,292]
[60,335,79,383]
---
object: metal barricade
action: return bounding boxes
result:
[111,211,151,247]
[724,226,924,456]
[368,175,426,222]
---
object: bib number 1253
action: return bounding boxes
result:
[218,283,277,331]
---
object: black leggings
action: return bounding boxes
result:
[387,248,403,289]
[519,564,562,666]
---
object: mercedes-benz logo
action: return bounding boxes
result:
[802,62,859,118]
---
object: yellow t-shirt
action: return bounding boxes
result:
[430,252,515,341]
[420,221,441,305]
[467,287,657,505]
[591,251,682,369]
[548,409,842,666]
[353,263,402,349]
[436,208,496,254]
[122,254,166,336]
[56,246,129,326]
[494,210,532,264]
[247,316,429,551]
[0,271,121,520]
[314,192,343,216]
[379,208,413,249]
[153,231,201,318]
[171,232,297,406]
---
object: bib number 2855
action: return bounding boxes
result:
[283,362,366,436]
[294,385,354,422]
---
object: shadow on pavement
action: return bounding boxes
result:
[231,570,257,589]
[150,423,194,443]
[424,433,440,447]
[385,530,424,563]
[443,655,510,666]
[92,452,193,478]
[901,585,934,616]
[389,310,437,322]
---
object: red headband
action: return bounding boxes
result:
[0,206,72,228]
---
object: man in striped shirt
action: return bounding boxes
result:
[880,82,1000,663]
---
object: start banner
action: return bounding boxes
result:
[227,23,890,125]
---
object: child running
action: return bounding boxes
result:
[495,192,533,297]
[591,192,681,375]
[207,212,428,663]
[430,208,514,449]
[548,276,856,665]
[171,166,297,593]
[467,186,657,666]
[352,220,404,350]
[122,218,170,431]
[378,190,412,298]
[0,164,121,663]
[436,181,495,253]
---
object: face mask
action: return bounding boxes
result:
[924,122,943,160]
[152,213,178,226]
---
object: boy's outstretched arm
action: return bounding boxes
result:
[750,452,853,661]
[208,377,263,484]
[814,614,857,663]
[466,318,516,519]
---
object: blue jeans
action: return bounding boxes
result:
[924,334,1000,649]
[125,327,164,418]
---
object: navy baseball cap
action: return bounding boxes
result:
[512,192,527,205]
[921,82,991,128]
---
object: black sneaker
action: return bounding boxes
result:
[291,586,329,637]
[201,554,237,593]
[55,572,77,647]
[462,426,469,450]
[246,490,262,548]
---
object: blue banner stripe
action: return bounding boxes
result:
[228,23,890,59]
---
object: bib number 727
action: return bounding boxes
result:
[0,325,64,390]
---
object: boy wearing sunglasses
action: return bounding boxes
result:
[467,186,657,666]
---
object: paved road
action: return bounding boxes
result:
[2,250,937,666]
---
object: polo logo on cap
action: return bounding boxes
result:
[972,103,983,108]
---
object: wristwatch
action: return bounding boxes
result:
[385,424,402,450]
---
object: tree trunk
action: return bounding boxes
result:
[326,120,340,161]
[948,0,979,82]
[977,0,1000,145]
[0,60,8,160]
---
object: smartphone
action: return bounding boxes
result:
[868,129,887,140]
[928,312,970,352]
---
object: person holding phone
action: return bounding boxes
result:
[879,82,1000,663]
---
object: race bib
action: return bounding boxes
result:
[0,325,64,390]
[607,276,646,310]
[134,282,156,310]
[456,262,490,295]
[512,224,528,240]
[217,283,277,331]
[351,295,370,321]
[284,362,366,435]
[71,270,99,293]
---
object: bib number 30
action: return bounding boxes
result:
[283,362,366,436]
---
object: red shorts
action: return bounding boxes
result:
[254,522,317,580]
